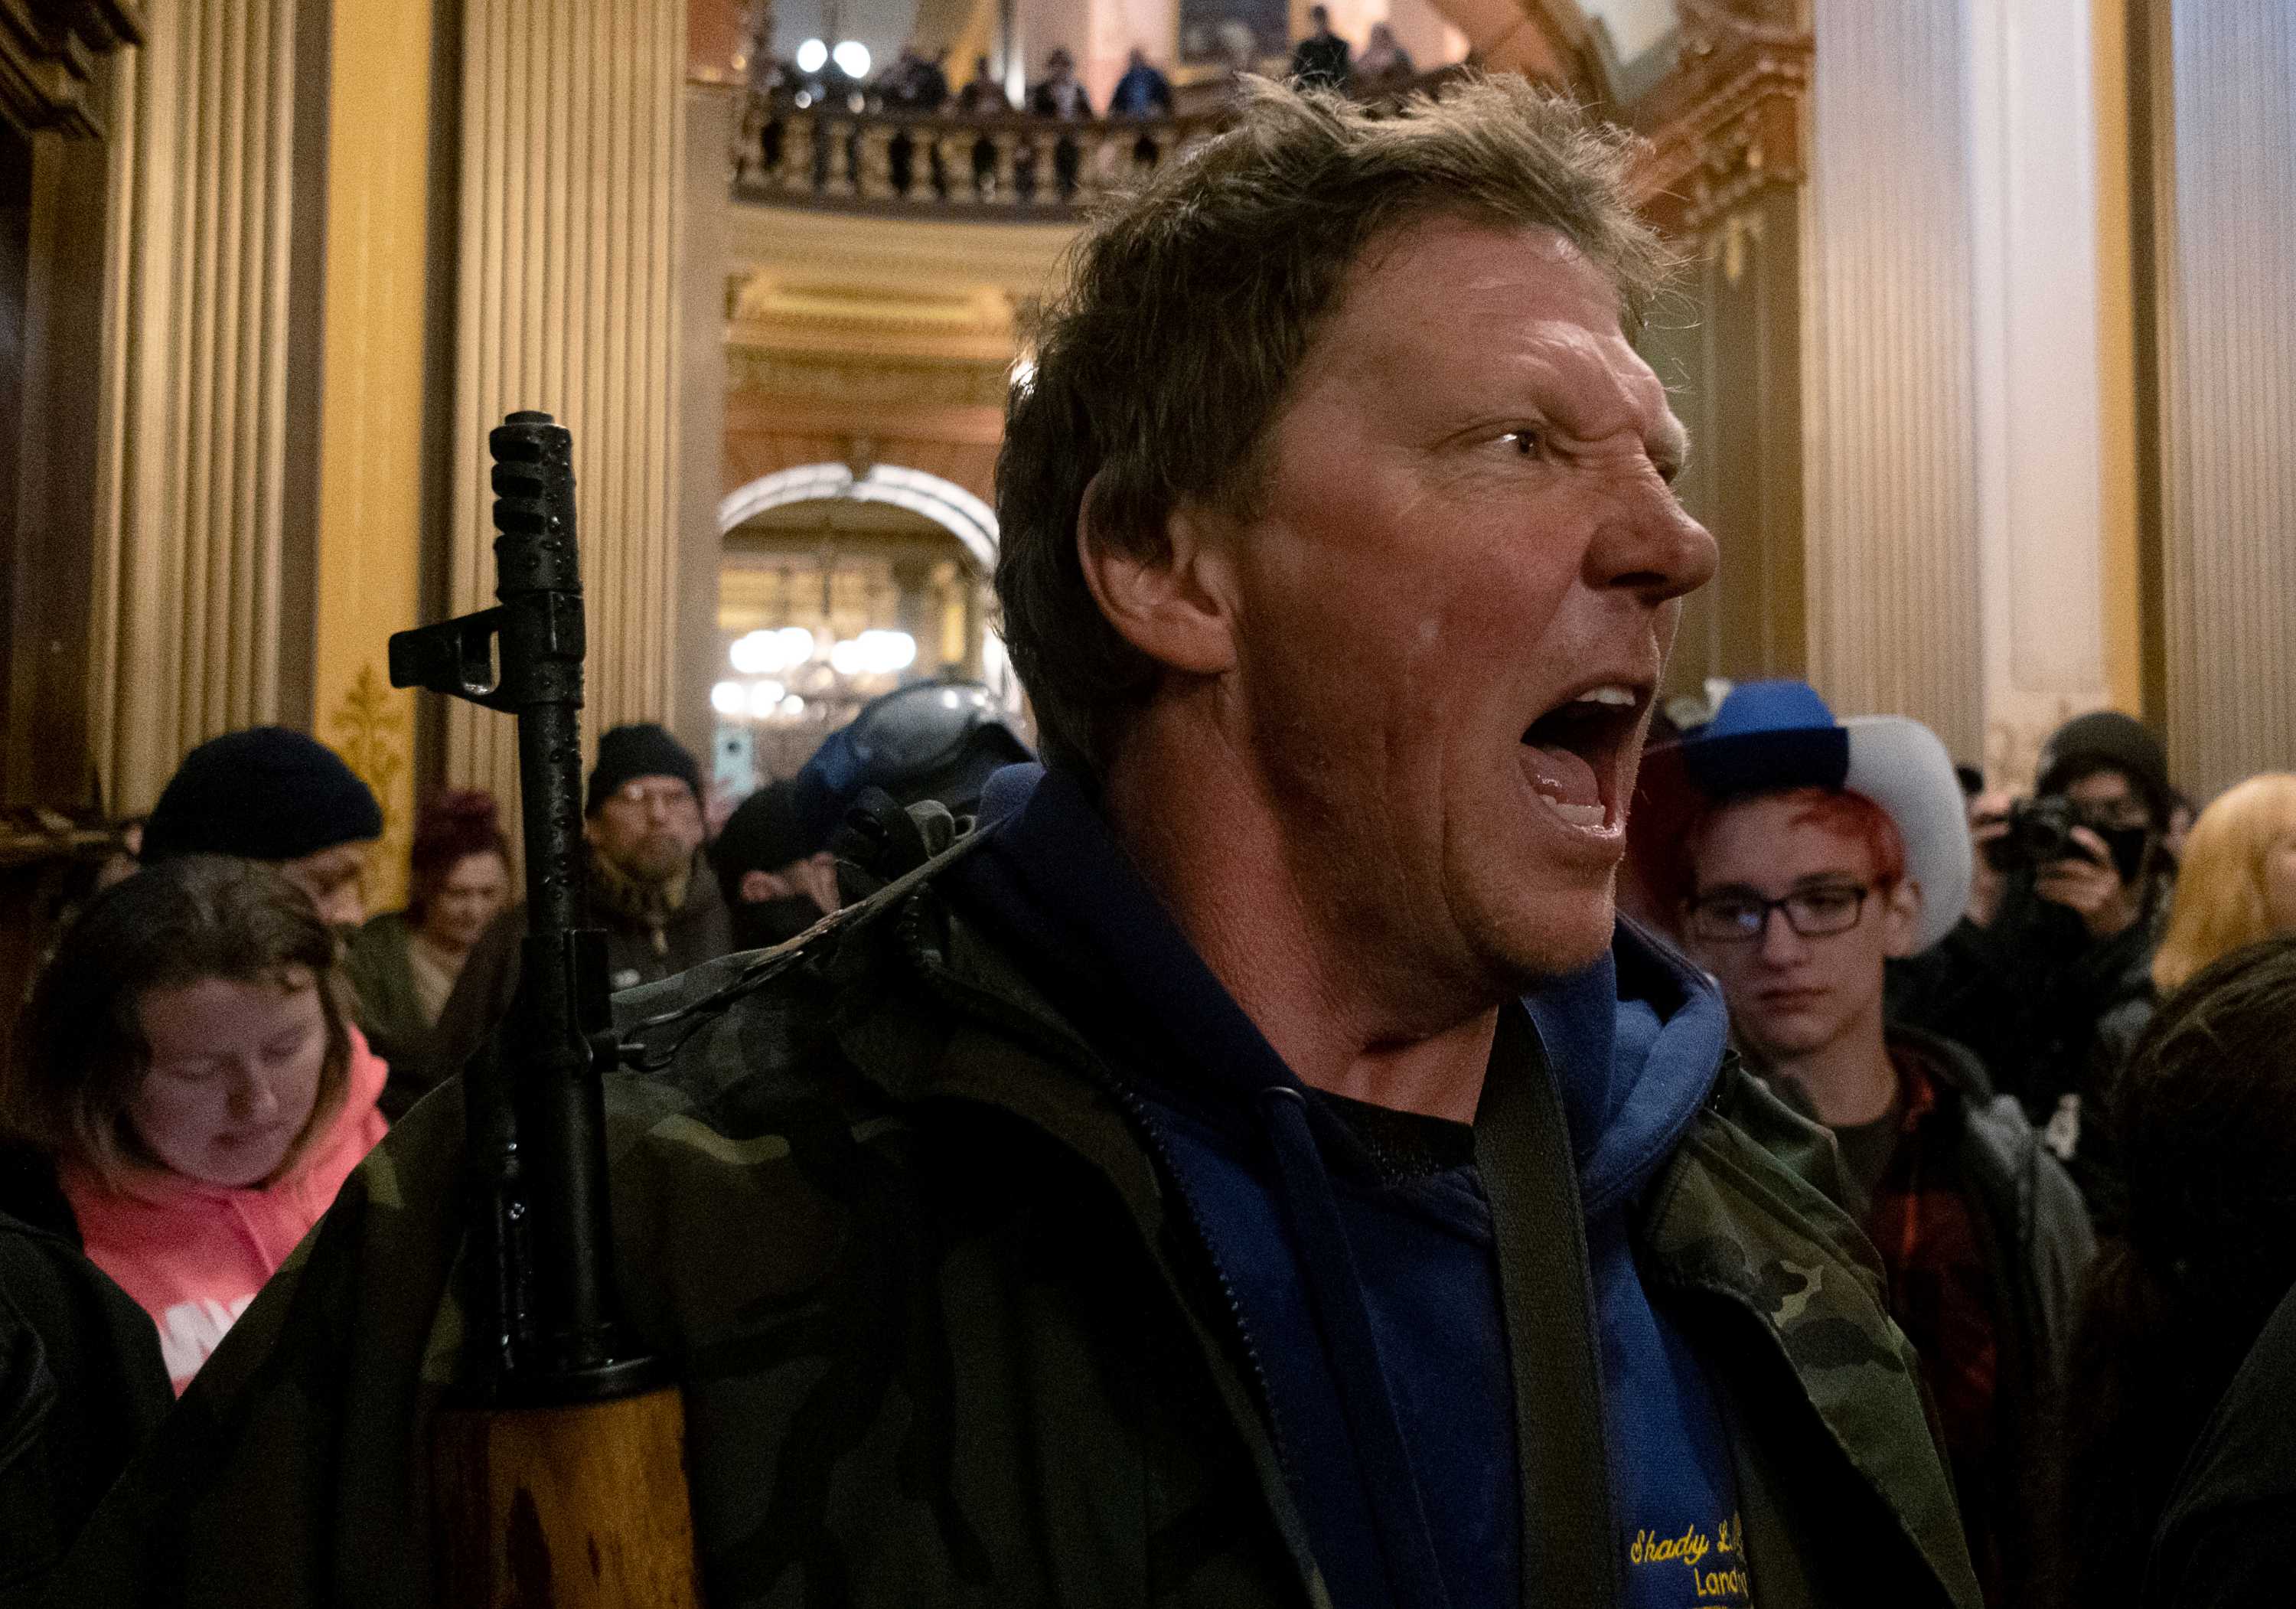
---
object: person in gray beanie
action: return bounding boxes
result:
[420,723,732,1103]
[141,726,383,928]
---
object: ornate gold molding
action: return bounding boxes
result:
[1629,0,1811,240]
[729,347,1013,412]
[0,0,142,138]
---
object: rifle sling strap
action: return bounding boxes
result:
[1473,1004,1623,1609]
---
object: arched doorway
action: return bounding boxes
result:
[711,463,1018,791]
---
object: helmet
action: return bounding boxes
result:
[792,682,1032,846]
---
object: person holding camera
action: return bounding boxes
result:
[1890,711,2175,1209]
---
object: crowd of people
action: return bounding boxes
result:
[746,11,1440,203]
[6,67,2294,1609]
[0,685,1029,1586]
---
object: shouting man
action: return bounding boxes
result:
[57,79,1978,1609]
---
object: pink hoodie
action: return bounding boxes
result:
[61,1026,391,1393]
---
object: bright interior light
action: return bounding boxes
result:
[711,680,745,716]
[828,628,916,677]
[794,37,828,73]
[781,694,806,716]
[745,678,787,718]
[729,631,773,674]
[832,39,870,77]
[730,625,820,676]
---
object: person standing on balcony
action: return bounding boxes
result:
[1292,4,1352,90]
[1027,47,1093,201]
[1356,22,1416,89]
[1110,46,1173,115]
[957,54,1008,197]
[1110,44,1175,168]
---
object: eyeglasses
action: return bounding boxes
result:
[1686,884,1870,944]
[607,780,700,818]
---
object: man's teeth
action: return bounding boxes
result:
[1537,793,1607,828]
[1574,684,1637,707]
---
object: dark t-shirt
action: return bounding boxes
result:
[1832,1099,1903,1204]
[2144,1278,2296,1607]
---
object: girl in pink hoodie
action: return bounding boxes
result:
[7,855,389,1393]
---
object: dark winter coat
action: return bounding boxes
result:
[413,848,732,1113]
[1887,877,2163,1205]
[1895,1028,2097,1602]
[0,1197,172,1604]
[45,821,1979,1609]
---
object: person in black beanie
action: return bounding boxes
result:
[140,726,384,928]
[1890,708,2175,1210]
[709,778,840,951]
[426,723,731,1098]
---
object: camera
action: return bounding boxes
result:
[1985,795,2152,881]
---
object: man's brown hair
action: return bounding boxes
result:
[994,73,1668,777]
[5,854,354,1190]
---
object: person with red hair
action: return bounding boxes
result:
[1648,681,2094,1607]
[343,789,510,1118]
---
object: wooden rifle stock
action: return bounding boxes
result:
[390,412,703,1607]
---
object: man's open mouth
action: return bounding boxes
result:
[1521,681,1648,831]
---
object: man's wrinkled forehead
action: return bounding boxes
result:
[1322,217,1679,436]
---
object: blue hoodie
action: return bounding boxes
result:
[953,766,1749,1609]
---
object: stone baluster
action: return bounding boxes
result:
[856,118,895,202]
[988,127,1020,207]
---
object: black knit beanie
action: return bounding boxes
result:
[711,778,815,876]
[585,723,704,816]
[2037,710,2174,826]
[142,726,384,863]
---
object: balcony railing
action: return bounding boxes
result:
[732,95,1227,216]
[730,68,1472,218]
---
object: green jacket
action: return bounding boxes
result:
[50,843,1981,1609]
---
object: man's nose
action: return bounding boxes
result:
[1585,476,1718,606]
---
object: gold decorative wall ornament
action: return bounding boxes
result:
[329,664,408,867]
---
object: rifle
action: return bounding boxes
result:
[389,411,703,1608]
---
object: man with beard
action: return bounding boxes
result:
[429,723,730,1085]
[52,77,1976,1609]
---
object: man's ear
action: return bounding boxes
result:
[1074,472,1238,677]
[1880,878,1923,960]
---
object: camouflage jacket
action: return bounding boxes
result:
[51,837,1982,1609]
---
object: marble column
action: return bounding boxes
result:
[443,0,690,806]
[2154,1,2296,799]
[87,0,315,810]
[1964,0,2123,788]
[1800,0,1984,762]
[673,80,735,779]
